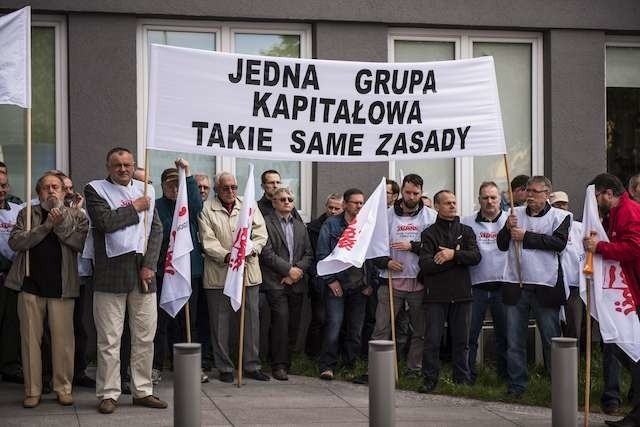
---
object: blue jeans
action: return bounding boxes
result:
[602,343,640,407]
[505,288,560,392]
[468,288,507,381]
[319,288,367,372]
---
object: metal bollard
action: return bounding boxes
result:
[551,337,577,427]
[174,343,202,427]
[369,340,395,427]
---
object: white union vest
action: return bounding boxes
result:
[560,219,584,288]
[461,211,508,285]
[0,202,21,261]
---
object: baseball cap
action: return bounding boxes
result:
[549,191,569,205]
[161,168,179,184]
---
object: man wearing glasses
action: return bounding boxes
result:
[497,175,571,397]
[198,172,269,383]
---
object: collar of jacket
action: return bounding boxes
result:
[525,201,551,217]
[393,198,424,217]
[435,215,460,225]
[209,196,242,215]
[475,209,503,223]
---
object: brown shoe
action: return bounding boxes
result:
[98,398,117,414]
[22,396,40,408]
[132,395,168,409]
[272,368,288,381]
[57,392,74,406]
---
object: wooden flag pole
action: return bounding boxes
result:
[184,302,192,344]
[583,233,596,427]
[25,108,32,277]
[388,272,399,384]
[141,148,150,293]
[503,154,524,288]
[236,269,248,388]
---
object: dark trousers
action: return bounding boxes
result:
[360,290,378,358]
[263,288,303,370]
[73,278,95,378]
[153,276,200,371]
[305,281,325,358]
[468,288,507,380]
[602,343,640,407]
[319,288,366,371]
[196,278,213,369]
[0,281,21,376]
[422,301,472,384]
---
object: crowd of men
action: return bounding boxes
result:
[0,147,639,426]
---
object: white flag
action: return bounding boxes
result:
[160,167,193,318]
[224,164,256,312]
[316,177,389,276]
[580,184,640,361]
[0,6,31,108]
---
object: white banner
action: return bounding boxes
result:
[316,177,389,276]
[0,6,31,108]
[160,167,193,318]
[580,185,640,361]
[147,45,506,162]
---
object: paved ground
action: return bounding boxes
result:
[0,370,611,426]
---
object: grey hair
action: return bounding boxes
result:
[527,175,552,192]
[214,171,236,188]
[325,192,343,204]
[273,187,293,198]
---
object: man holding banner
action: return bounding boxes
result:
[198,171,269,383]
[583,173,640,427]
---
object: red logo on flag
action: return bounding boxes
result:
[164,230,177,275]
[337,218,358,250]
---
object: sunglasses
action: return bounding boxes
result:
[278,197,294,203]
[220,185,238,192]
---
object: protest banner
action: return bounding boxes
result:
[147,45,506,162]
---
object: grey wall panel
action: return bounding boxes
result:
[546,30,606,219]
[3,0,640,31]
[312,22,388,218]
[68,14,138,189]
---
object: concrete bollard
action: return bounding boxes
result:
[551,337,577,427]
[174,343,202,427]
[369,340,395,427]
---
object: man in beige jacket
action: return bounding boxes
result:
[198,172,269,383]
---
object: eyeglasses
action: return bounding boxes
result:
[346,200,364,205]
[526,188,548,194]
[220,185,238,192]
[278,197,294,203]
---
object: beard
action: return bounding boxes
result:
[41,196,62,211]
[403,199,419,210]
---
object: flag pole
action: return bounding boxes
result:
[236,269,248,388]
[388,272,398,384]
[583,233,595,427]
[25,107,31,277]
[184,302,192,343]
[503,154,523,288]
[141,148,150,293]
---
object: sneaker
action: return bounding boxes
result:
[272,368,288,381]
[151,368,162,385]
[603,402,620,415]
[245,370,270,381]
[132,395,168,409]
[57,392,74,406]
[319,369,334,381]
[98,398,117,414]
[200,370,209,383]
[418,379,437,394]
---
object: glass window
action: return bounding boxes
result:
[234,33,303,202]
[0,26,57,201]
[473,42,532,197]
[393,40,456,198]
[606,45,640,184]
[145,31,217,196]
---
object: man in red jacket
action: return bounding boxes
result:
[584,173,640,427]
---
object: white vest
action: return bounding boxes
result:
[560,219,584,288]
[0,202,21,261]
[380,205,437,279]
[504,205,570,287]
[83,179,155,259]
[461,211,508,285]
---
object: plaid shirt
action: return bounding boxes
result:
[85,180,163,294]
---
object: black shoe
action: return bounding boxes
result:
[245,370,270,381]
[505,388,524,399]
[272,368,288,381]
[121,381,131,395]
[42,379,52,394]
[73,374,96,388]
[219,372,234,383]
[1,370,24,384]
[352,374,368,385]
[418,379,437,394]
[604,402,621,416]
[605,417,640,427]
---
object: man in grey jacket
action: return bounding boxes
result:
[85,147,165,414]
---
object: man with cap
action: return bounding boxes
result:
[153,159,208,384]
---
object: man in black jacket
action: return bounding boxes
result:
[418,190,481,393]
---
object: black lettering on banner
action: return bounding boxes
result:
[387,102,407,124]
[458,125,471,149]
[318,98,336,122]
[253,92,272,117]
[409,131,423,153]
[376,134,393,156]
[423,70,437,94]
[282,64,300,88]
[369,101,385,125]
[290,130,305,153]
[392,133,408,155]
[257,128,273,151]
[424,130,439,152]
[272,95,290,119]
[307,132,324,154]
[355,69,372,94]
[247,126,255,150]
[407,102,422,124]
[207,123,225,148]
[264,61,280,86]
[348,134,363,156]
[302,65,320,90]
[375,70,390,95]
[441,129,455,151]
[391,70,407,94]
[292,96,308,120]
[334,101,350,124]
[227,125,246,150]
[352,101,365,124]
[192,121,209,146]
[228,59,243,83]
[246,59,261,85]
[327,133,347,155]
